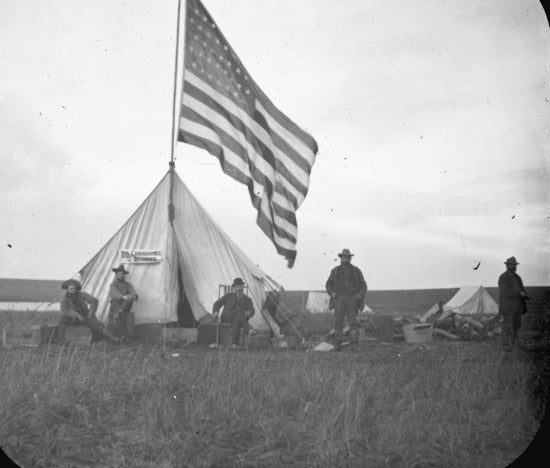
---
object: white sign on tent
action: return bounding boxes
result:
[120,249,162,264]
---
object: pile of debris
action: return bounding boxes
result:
[363,310,503,342]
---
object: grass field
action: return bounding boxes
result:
[1,311,548,468]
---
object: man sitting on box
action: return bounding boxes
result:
[212,277,254,347]
[58,279,119,342]
[109,264,138,338]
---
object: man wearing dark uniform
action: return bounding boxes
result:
[109,264,138,338]
[325,249,367,351]
[498,256,529,351]
[212,277,254,347]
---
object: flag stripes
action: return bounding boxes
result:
[178,0,318,266]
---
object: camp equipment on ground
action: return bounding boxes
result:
[403,323,433,344]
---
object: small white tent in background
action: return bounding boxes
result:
[445,286,498,315]
[66,166,281,333]
[305,291,372,314]
[420,285,498,323]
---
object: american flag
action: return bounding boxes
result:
[178,0,318,268]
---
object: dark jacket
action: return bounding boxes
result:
[326,264,367,310]
[60,291,98,318]
[213,292,255,322]
[498,270,528,316]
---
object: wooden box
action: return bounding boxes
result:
[197,323,218,344]
[111,312,135,338]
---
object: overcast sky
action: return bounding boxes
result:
[1,0,549,291]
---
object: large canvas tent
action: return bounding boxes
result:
[70,167,281,332]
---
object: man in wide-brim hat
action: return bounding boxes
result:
[325,249,367,351]
[498,256,530,351]
[212,277,255,347]
[58,279,119,343]
[109,264,139,338]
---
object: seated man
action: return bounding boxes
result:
[212,277,254,347]
[58,279,118,342]
[109,264,138,338]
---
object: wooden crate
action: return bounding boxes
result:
[197,323,218,344]
[110,312,135,338]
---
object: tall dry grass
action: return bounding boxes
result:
[1,334,546,467]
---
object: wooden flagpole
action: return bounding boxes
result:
[163,0,184,355]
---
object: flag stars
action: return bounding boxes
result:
[236,68,241,73]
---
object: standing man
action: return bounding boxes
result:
[58,279,118,342]
[498,256,530,351]
[326,249,367,351]
[212,277,254,347]
[109,264,138,338]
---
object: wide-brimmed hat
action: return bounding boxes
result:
[338,248,354,258]
[504,257,519,265]
[112,264,130,274]
[61,279,82,291]
[232,277,245,286]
